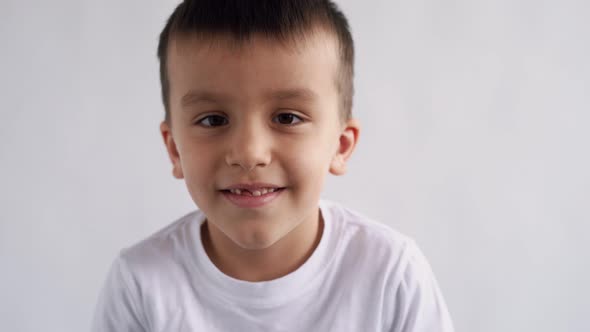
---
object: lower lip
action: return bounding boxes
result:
[221,189,283,208]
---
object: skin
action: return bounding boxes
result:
[160,29,360,282]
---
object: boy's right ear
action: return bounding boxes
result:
[159,121,184,179]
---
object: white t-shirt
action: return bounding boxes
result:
[92,200,455,332]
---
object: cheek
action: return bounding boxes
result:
[281,134,335,182]
[178,142,221,197]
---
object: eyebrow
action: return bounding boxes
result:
[180,88,318,107]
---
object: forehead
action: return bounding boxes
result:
[166,30,340,109]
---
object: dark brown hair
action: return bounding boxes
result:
[157,0,354,124]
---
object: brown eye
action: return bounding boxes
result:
[273,113,303,125]
[197,115,228,127]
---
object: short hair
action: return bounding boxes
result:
[157,0,354,124]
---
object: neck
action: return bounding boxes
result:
[201,210,324,282]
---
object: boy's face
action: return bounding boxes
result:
[160,31,359,250]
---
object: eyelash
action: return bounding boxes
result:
[195,112,305,127]
[195,115,228,127]
[272,113,304,125]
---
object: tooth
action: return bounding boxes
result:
[235,189,242,195]
[268,188,275,193]
[252,190,261,196]
[261,188,268,195]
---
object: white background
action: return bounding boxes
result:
[1,0,588,331]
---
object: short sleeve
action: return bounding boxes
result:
[389,240,455,332]
[91,254,148,332]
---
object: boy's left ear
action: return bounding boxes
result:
[329,118,360,176]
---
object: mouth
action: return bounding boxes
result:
[221,187,285,196]
[219,184,286,208]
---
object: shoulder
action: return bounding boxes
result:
[320,199,417,286]
[321,199,414,263]
[387,239,455,331]
[92,211,205,331]
[116,209,203,276]
[321,200,454,331]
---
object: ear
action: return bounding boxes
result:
[159,121,184,179]
[329,118,360,176]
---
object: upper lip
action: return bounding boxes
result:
[222,183,283,191]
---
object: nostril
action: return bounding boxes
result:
[224,140,272,170]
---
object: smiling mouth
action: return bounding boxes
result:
[221,187,285,196]
[220,186,285,208]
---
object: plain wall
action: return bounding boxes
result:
[1,0,588,331]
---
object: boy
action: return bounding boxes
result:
[92,0,455,331]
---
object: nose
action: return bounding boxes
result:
[225,120,272,171]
